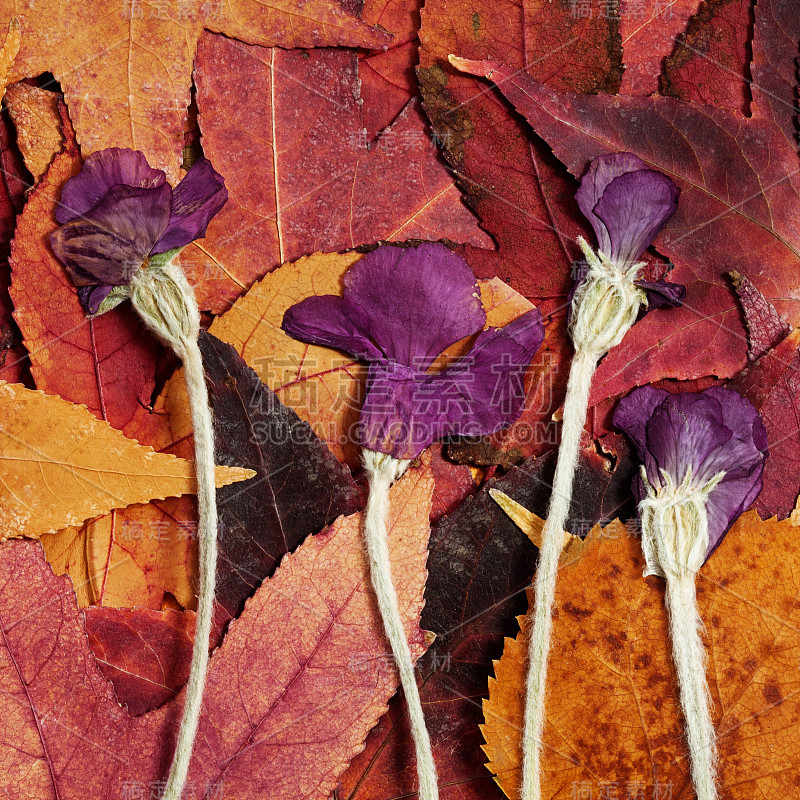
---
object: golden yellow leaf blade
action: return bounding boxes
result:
[5,80,62,183]
[0,382,253,539]
[0,18,20,102]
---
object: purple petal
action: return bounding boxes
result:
[594,169,680,268]
[635,279,686,313]
[282,295,383,362]
[359,310,544,458]
[613,385,670,488]
[699,388,768,556]
[575,153,648,255]
[343,243,485,370]
[77,284,113,315]
[56,148,166,224]
[152,158,228,253]
[50,183,172,286]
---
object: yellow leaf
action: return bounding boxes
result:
[0,382,253,540]
[5,80,62,183]
[0,18,20,102]
[482,509,800,798]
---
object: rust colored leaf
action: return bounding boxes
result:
[619,0,698,95]
[730,269,790,362]
[0,381,251,539]
[482,509,800,799]
[450,58,800,400]
[84,607,196,716]
[428,442,477,523]
[337,450,633,800]
[185,33,489,313]
[751,0,800,147]
[0,458,433,799]
[9,137,168,446]
[662,0,753,114]
[5,81,62,183]
[729,328,800,520]
[359,0,421,139]
[0,2,389,183]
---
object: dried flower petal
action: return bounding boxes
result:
[283,243,544,458]
[614,386,767,558]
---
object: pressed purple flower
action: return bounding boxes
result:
[282,243,545,459]
[574,152,684,312]
[614,385,768,560]
[50,148,227,314]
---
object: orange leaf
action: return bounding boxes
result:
[482,509,800,798]
[0,3,389,181]
[0,381,252,540]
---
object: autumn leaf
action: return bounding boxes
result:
[619,0,698,96]
[359,0,421,139]
[164,331,362,622]
[0,17,19,101]
[750,0,800,147]
[449,57,800,400]
[4,81,63,183]
[729,328,800,520]
[481,508,800,799]
[85,607,197,716]
[0,1,390,183]
[0,381,252,539]
[661,0,752,114]
[729,270,790,362]
[185,32,490,313]
[337,448,634,799]
[0,459,432,799]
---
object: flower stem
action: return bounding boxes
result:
[131,260,216,800]
[362,449,438,800]
[522,347,597,800]
[665,572,718,800]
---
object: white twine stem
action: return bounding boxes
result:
[665,572,718,800]
[131,260,217,800]
[362,449,438,800]
[521,347,598,800]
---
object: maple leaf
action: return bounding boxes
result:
[449,57,800,403]
[184,32,491,313]
[661,0,752,114]
[0,381,252,539]
[0,1,390,183]
[618,0,698,95]
[358,0,421,139]
[337,448,634,799]
[4,81,63,183]
[0,459,432,799]
[481,508,800,799]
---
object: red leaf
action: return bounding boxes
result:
[661,0,753,114]
[84,608,196,716]
[428,442,477,523]
[729,269,790,362]
[185,32,490,314]
[729,328,800,520]
[0,458,432,799]
[449,58,800,401]
[751,0,800,147]
[619,0,699,96]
